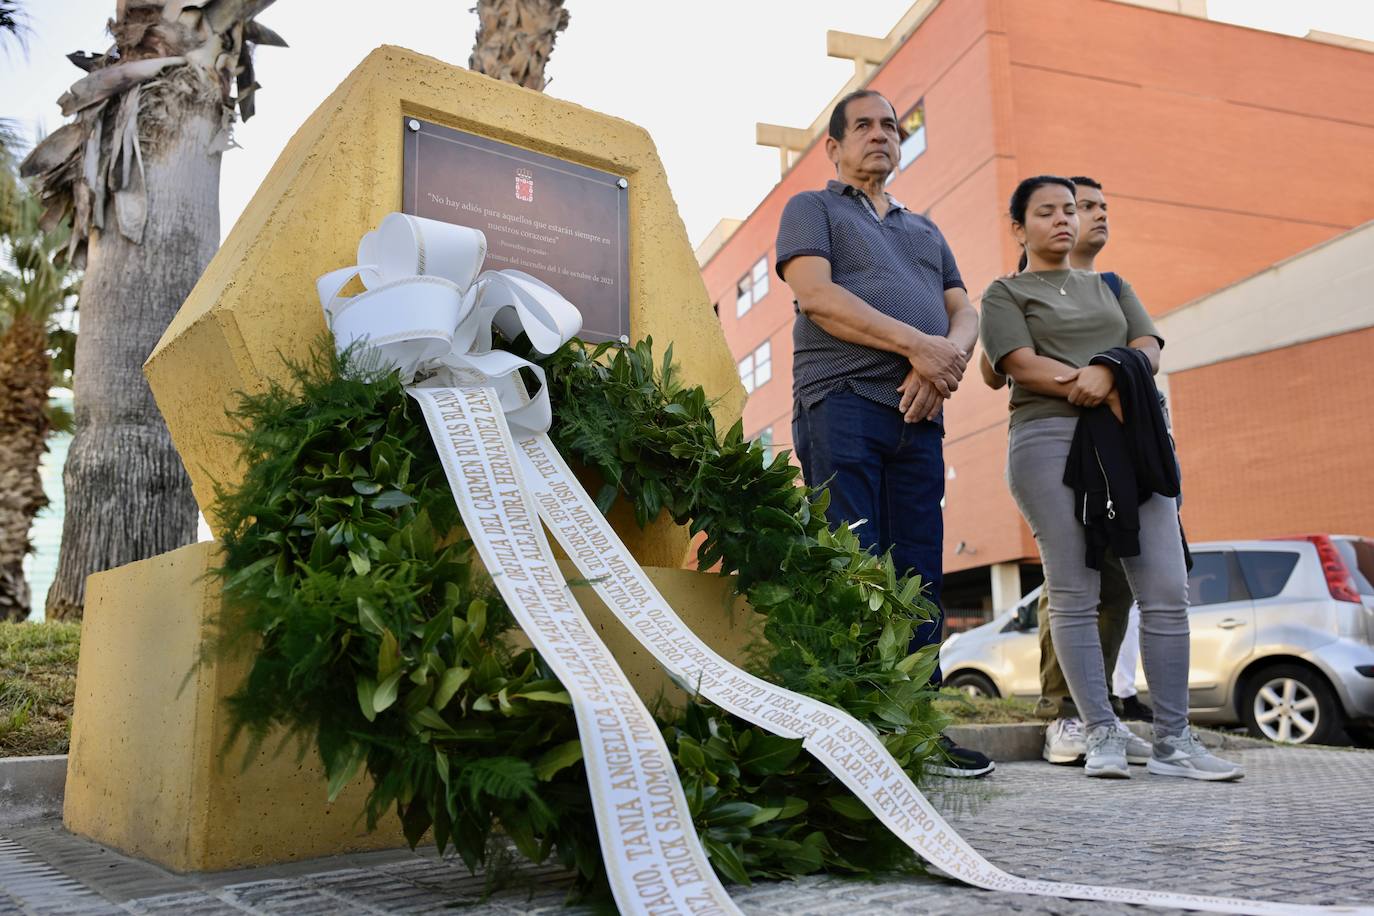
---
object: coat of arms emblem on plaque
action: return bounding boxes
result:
[515,167,534,202]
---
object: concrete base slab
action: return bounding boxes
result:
[63,542,754,874]
[0,756,67,826]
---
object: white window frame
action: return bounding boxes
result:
[735,280,752,318]
[737,353,755,393]
[899,100,927,170]
[753,340,771,389]
[737,340,772,394]
[752,256,769,302]
[735,255,770,317]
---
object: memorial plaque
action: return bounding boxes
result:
[402,118,630,343]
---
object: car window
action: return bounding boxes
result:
[1335,539,1374,596]
[1236,551,1299,600]
[1005,591,1040,632]
[1188,551,1247,607]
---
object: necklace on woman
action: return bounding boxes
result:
[1024,268,1071,296]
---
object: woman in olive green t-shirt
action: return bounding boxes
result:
[978,175,1243,783]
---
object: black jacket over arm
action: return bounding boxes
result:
[1063,347,1180,569]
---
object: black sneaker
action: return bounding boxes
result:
[928,734,995,778]
[1121,695,1154,722]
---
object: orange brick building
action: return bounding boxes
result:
[698,0,1374,623]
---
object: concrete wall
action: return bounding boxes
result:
[65,543,755,872]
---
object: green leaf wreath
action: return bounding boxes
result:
[214,335,950,900]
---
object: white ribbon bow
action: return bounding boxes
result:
[316,212,582,436]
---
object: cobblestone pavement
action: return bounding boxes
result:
[2,746,1370,915]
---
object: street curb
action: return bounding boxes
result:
[945,722,1274,762]
[0,754,66,824]
[0,726,1295,818]
[944,724,1047,762]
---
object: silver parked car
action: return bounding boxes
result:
[940,535,1374,745]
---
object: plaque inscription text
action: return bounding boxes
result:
[402,118,630,343]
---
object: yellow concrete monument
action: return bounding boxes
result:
[64,46,750,872]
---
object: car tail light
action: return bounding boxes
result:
[1301,535,1361,604]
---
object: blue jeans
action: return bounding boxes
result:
[792,389,946,684]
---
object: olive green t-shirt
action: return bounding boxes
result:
[979,270,1162,428]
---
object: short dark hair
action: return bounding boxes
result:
[1008,175,1076,226]
[828,90,897,142]
[1068,175,1103,191]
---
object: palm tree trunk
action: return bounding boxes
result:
[44,94,220,621]
[469,0,569,91]
[0,316,50,621]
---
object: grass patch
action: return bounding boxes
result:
[0,621,80,757]
[933,689,1040,725]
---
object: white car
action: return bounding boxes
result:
[940,536,1374,745]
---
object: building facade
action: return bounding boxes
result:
[1157,220,1374,542]
[698,0,1374,625]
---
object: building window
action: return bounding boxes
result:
[754,426,775,464]
[898,99,926,170]
[735,255,770,317]
[737,340,772,393]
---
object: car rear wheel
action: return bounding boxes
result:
[946,671,999,699]
[1239,664,1342,745]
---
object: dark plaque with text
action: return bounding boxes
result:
[402,118,630,344]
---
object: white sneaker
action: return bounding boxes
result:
[1085,724,1130,778]
[1043,717,1086,764]
[1115,721,1152,765]
[1147,728,1245,782]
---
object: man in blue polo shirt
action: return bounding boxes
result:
[777,89,989,778]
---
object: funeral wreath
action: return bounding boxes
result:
[214,334,948,898]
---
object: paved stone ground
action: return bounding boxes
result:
[2,746,1370,915]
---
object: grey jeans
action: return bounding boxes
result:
[1007,417,1190,737]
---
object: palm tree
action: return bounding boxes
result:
[0,2,23,43]
[19,1,286,620]
[469,0,569,90]
[1,119,18,234]
[0,145,79,621]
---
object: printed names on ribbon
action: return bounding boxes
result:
[410,386,737,916]
[514,435,1349,916]
[516,436,990,847]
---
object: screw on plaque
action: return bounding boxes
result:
[616,178,629,190]
[407,119,421,132]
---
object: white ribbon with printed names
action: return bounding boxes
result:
[319,212,1369,916]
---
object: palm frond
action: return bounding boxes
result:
[0,1,28,56]
[18,1,287,260]
[1,164,80,334]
